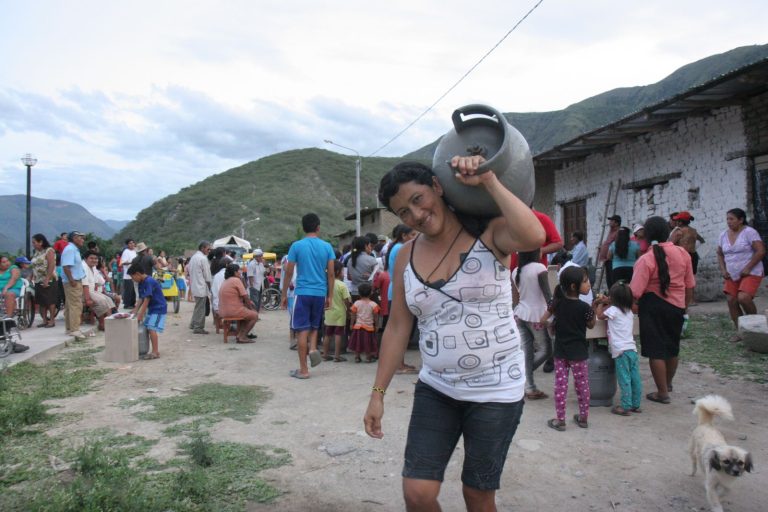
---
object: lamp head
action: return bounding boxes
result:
[21,153,37,167]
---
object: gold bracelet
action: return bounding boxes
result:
[372,386,386,395]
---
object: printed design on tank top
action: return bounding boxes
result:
[404,238,523,389]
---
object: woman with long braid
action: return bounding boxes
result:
[629,216,695,404]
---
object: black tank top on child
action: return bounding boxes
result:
[549,298,594,361]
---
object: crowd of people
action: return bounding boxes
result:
[0,152,765,510]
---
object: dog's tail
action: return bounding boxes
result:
[693,394,734,425]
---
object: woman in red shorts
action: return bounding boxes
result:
[716,208,765,342]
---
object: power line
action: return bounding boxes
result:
[367,0,545,157]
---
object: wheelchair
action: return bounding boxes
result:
[0,278,34,330]
[0,317,25,358]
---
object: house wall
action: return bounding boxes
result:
[553,105,749,300]
[532,166,555,217]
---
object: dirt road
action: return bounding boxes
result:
[44,303,767,511]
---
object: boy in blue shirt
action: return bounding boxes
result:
[281,213,335,379]
[128,263,167,360]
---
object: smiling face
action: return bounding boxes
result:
[388,178,447,236]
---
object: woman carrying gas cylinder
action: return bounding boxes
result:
[364,156,544,511]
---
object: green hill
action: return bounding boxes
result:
[115,149,402,254]
[0,195,115,254]
[405,44,768,159]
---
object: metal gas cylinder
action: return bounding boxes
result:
[588,340,616,407]
[432,104,535,217]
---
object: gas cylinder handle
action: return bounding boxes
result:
[450,104,507,176]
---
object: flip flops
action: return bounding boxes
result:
[646,392,671,404]
[289,369,309,379]
[611,406,631,416]
[322,355,334,361]
[525,390,548,400]
[547,419,566,431]
[333,356,347,362]
[142,353,160,360]
[309,350,322,367]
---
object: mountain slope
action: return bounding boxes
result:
[405,44,768,160]
[115,149,401,253]
[0,195,115,253]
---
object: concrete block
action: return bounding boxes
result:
[104,316,139,362]
[738,314,768,354]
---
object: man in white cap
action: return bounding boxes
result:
[247,248,266,312]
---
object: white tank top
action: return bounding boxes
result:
[404,238,525,403]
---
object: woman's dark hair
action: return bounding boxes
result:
[552,265,587,311]
[378,161,488,238]
[349,236,367,269]
[224,263,240,279]
[643,216,671,296]
[727,208,747,225]
[333,259,343,276]
[614,227,631,259]
[358,281,372,298]
[384,224,414,271]
[609,281,634,313]
[550,249,571,267]
[32,233,50,249]
[378,161,434,210]
[515,249,541,287]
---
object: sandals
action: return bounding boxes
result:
[322,355,334,361]
[573,414,589,428]
[525,389,548,400]
[547,418,566,432]
[236,339,255,344]
[646,392,671,404]
[355,356,362,363]
[333,356,347,362]
[289,369,309,379]
[611,406,630,416]
[630,407,643,413]
[142,353,160,360]
[309,350,322,367]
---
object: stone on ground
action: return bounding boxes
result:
[738,314,768,353]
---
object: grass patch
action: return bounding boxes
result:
[0,345,109,436]
[121,382,271,434]
[682,314,768,383]
[0,428,290,511]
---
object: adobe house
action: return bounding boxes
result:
[532,58,768,300]
[335,207,399,249]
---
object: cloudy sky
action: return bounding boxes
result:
[0,0,765,221]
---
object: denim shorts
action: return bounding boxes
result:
[402,380,524,490]
[144,313,166,333]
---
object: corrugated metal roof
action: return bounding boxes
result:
[534,58,768,168]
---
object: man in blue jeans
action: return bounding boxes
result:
[281,213,335,379]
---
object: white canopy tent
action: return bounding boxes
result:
[212,235,252,250]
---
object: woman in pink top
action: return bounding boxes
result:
[218,263,258,343]
[716,208,766,341]
[629,216,695,405]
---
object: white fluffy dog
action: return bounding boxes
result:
[689,395,753,512]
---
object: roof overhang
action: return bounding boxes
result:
[534,58,768,169]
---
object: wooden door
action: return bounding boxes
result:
[562,199,587,249]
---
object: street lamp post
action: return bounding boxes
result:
[324,139,361,236]
[21,154,37,258]
[239,216,260,239]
